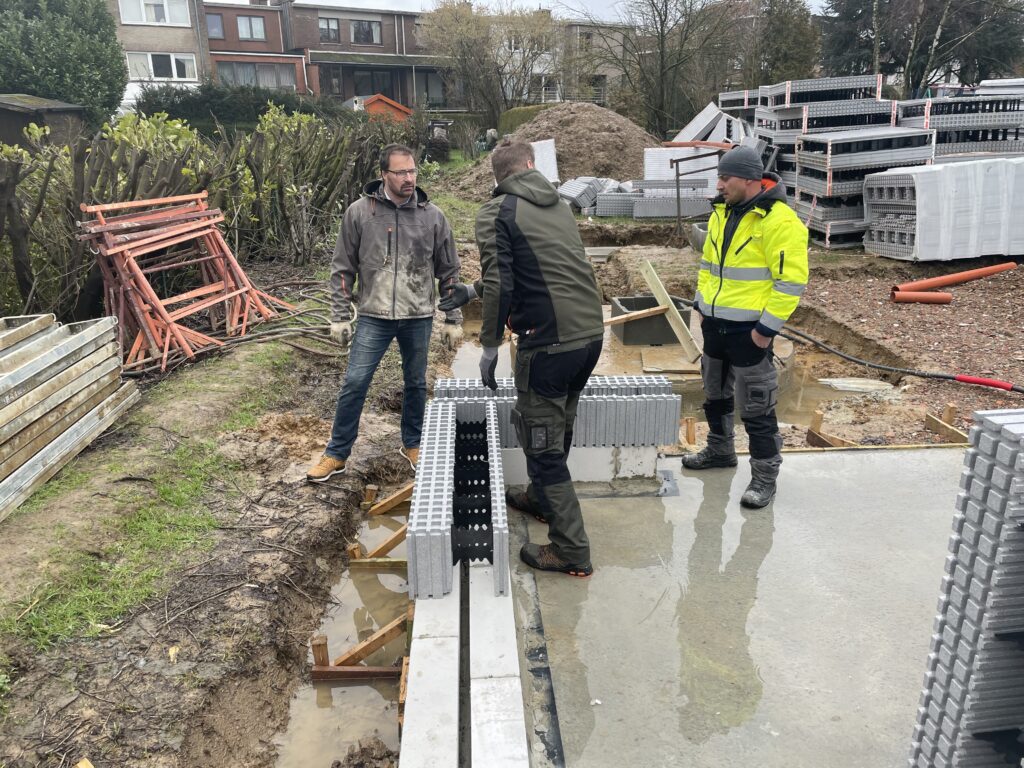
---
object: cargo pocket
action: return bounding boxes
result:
[513,348,535,393]
[512,404,564,456]
[741,372,778,419]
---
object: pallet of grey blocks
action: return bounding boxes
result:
[595,192,642,217]
[407,400,510,600]
[633,197,711,219]
[863,157,1024,260]
[908,408,1024,768]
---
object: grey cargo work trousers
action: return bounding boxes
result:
[512,337,603,565]
[700,320,783,476]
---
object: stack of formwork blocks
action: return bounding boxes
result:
[795,127,935,249]
[863,157,1024,261]
[908,408,1024,768]
[748,74,888,202]
[718,89,757,123]
[408,400,456,599]
[898,96,1024,156]
[0,315,140,522]
[557,177,606,212]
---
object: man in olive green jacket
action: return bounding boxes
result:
[441,140,604,577]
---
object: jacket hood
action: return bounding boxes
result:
[493,168,560,207]
[363,178,430,208]
[712,172,787,211]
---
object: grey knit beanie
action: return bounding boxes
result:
[717,146,764,181]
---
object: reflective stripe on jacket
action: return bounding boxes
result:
[695,176,808,336]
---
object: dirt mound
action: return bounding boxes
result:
[442,103,661,200]
[333,737,399,767]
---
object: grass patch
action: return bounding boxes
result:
[219,345,293,431]
[0,441,231,651]
[13,463,88,519]
[432,194,480,241]
[439,149,477,175]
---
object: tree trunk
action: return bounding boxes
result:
[921,0,955,91]
[903,0,929,97]
[872,0,881,75]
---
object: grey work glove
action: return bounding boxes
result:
[479,345,499,390]
[330,321,352,348]
[441,322,464,350]
[439,282,477,312]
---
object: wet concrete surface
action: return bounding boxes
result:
[517,448,963,767]
[273,513,408,766]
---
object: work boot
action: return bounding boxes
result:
[682,446,738,470]
[520,543,592,578]
[399,446,419,472]
[306,455,346,483]
[740,457,781,509]
[506,487,548,524]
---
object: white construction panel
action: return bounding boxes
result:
[530,139,559,185]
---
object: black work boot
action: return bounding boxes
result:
[505,487,548,523]
[741,457,781,509]
[682,446,738,470]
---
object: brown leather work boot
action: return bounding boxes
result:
[399,446,419,472]
[519,543,592,578]
[306,455,346,483]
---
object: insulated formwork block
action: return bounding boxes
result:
[485,402,509,597]
[408,401,456,599]
[595,193,641,217]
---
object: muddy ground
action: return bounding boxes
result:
[0,270,457,768]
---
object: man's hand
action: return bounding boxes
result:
[479,345,499,390]
[441,322,464,350]
[331,321,352,348]
[751,329,772,349]
[439,282,476,312]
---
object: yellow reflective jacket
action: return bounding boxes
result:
[695,176,809,336]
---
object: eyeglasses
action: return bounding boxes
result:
[386,169,418,178]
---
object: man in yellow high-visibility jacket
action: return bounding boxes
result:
[683,145,809,508]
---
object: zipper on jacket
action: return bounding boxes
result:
[735,236,752,254]
[391,212,399,319]
[709,207,725,320]
[780,250,785,275]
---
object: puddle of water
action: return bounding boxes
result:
[273,514,409,765]
[451,319,514,379]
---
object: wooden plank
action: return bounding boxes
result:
[942,404,958,426]
[603,306,668,327]
[640,260,701,362]
[75,760,95,768]
[311,665,402,681]
[0,346,120,440]
[810,410,824,434]
[364,524,408,559]
[81,191,208,213]
[311,635,330,667]
[347,558,408,571]
[0,315,55,353]
[398,655,410,726]
[684,417,696,446]
[925,413,969,443]
[640,347,701,374]
[0,321,116,406]
[0,376,119,482]
[806,428,859,448]
[0,384,140,522]
[368,482,414,516]
[332,611,410,667]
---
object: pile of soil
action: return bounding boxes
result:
[442,103,662,200]
[332,737,399,768]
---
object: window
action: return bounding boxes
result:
[218,61,296,90]
[352,20,381,45]
[319,17,339,43]
[353,69,393,99]
[206,13,224,39]
[579,32,593,50]
[237,16,266,41]
[126,52,197,80]
[118,0,188,25]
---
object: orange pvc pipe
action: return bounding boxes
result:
[661,141,735,149]
[894,262,1016,293]
[891,290,953,304]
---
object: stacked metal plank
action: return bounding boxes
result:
[748,74,887,202]
[795,127,935,249]
[863,157,1024,261]
[898,96,1024,156]
[0,314,140,523]
[908,408,1024,768]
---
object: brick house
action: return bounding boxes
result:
[205,2,309,93]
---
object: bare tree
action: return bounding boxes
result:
[420,0,561,128]
[578,0,741,137]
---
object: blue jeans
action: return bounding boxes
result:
[326,316,433,460]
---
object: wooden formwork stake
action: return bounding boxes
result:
[942,403,958,425]
[360,484,380,511]
[398,655,410,730]
[364,524,408,560]
[810,410,824,434]
[684,417,697,446]
[925,410,969,443]
[346,542,364,560]
[333,604,414,667]
[311,634,330,667]
[348,557,408,571]
[368,482,414,516]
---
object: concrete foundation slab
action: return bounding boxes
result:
[500,446,658,485]
[518,448,964,768]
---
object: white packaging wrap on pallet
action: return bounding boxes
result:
[863,157,1024,261]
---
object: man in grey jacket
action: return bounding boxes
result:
[307,143,462,482]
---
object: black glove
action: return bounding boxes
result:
[438,282,476,312]
[479,345,499,390]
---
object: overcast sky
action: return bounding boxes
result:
[313,0,828,20]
